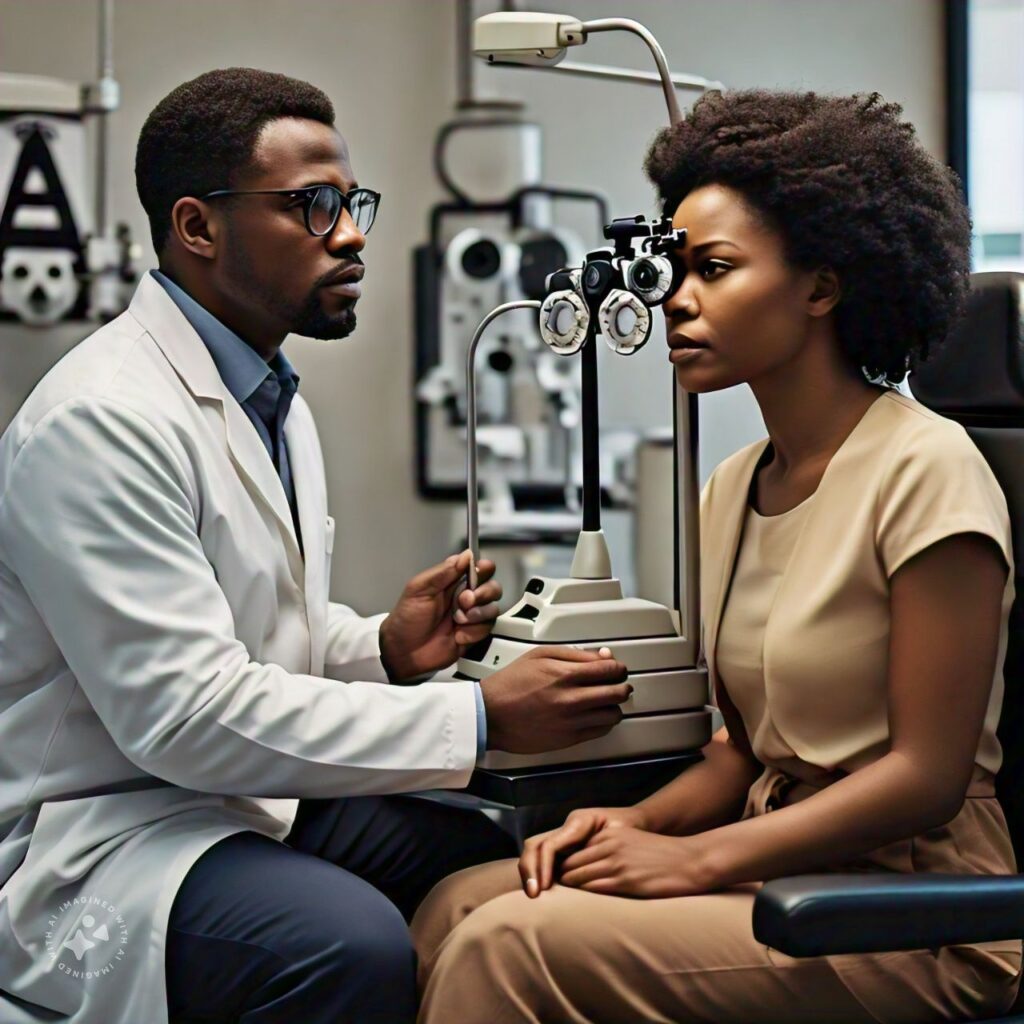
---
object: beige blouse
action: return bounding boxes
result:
[702,390,1014,785]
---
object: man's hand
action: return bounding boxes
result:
[378,550,501,682]
[482,646,631,754]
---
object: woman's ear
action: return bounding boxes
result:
[807,266,841,317]
[169,197,219,261]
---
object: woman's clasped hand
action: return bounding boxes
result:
[518,807,718,899]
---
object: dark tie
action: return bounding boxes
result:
[245,371,302,554]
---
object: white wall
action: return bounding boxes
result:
[0,0,946,612]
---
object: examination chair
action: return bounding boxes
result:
[753,271,1024,1022]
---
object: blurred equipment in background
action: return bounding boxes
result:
[413,118,609,513]
[0,0,139,328]
[414,3,597,597]
[415,1,664,600]
[415,5,725,613]
[414,169,605,509]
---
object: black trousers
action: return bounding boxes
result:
[165,796,516,1023]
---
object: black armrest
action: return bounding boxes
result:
[753,874,1024,956]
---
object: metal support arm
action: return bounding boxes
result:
[466,300,543,588]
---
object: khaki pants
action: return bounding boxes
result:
[412,859,1021,1024]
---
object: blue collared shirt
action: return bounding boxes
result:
[151,270,487,760]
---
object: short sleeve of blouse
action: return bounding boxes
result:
[875,420,1013,579]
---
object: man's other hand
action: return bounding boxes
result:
[482,647,632,753]
[379,550,501,682]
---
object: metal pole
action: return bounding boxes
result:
[580,330,600,531]
[673,382,701,660]
[456,0,473,107]
[466,300,542,588]
[95,0,114,238]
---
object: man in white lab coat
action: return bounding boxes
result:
[0,68,631,1023]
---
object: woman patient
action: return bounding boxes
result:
[412,89,1022,1023]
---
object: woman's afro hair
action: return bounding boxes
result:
[136,68,335,252]
[644,89,972,385]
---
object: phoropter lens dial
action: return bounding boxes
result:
[598,289,651,355]
[624,254,676,306]
[539,289,589,356]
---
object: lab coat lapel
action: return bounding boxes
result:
[702,441,769,689]
[284,397,327,674]
[220,400,305,580]
[128,276,305,579]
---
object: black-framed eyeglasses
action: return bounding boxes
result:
[201,184,381,237]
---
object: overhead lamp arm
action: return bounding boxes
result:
[575,17,682,124]
[474,11,723,126]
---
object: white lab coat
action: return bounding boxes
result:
[0,274,478,1023]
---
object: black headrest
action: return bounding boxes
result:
[909,272,1024,422]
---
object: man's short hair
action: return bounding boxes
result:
[135,68,335,252]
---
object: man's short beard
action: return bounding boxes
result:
[291,297,357,340]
